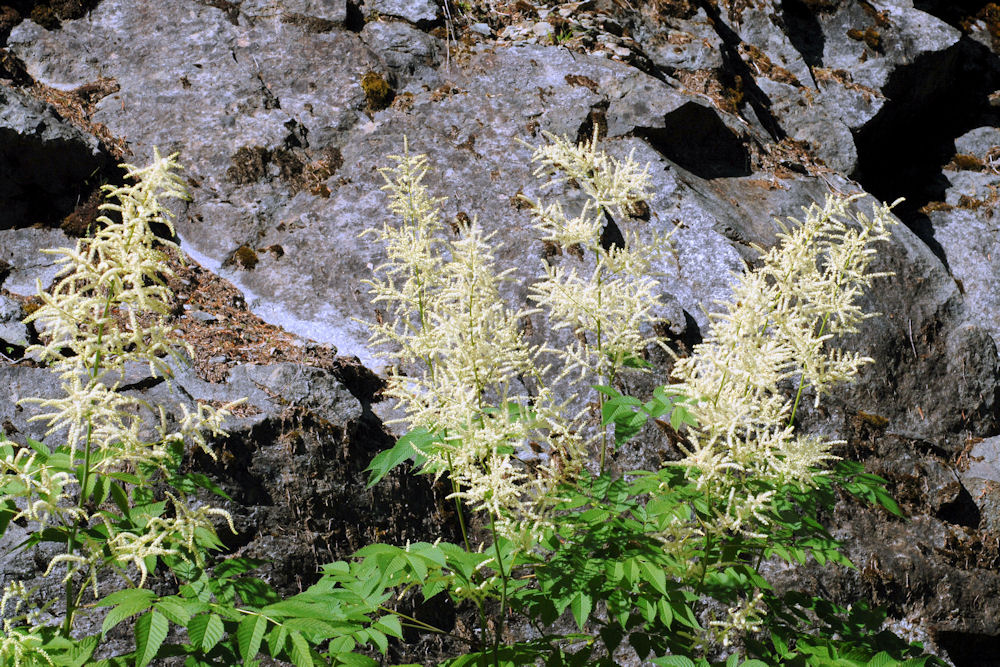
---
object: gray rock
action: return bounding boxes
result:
[360,19,441,79]
[818,2,960,93]
[0,85,106,229]
[0,294,28,350]
[0,228,74,296]
[637,9,723,72]
[187,309,219,323]
[365,0,437,25]
[6,5,739,366]
[4,20,105,91]
[713,0,960,176]
[730,1,814,86]
[923,170,1000,355]
[469,22,491,36]
[955,126,1000,160]
[243,0,348,25]
[958,436,1000,532]
[532,21,553,39]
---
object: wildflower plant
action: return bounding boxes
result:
[0,139,944,667]
[356,134,942,667]
[0,153,448,667]
[666,194,899,537]
[0,151,240,664]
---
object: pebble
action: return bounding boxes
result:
[188,310,218,323]
[533,21,553,38]
[470,22,491,36]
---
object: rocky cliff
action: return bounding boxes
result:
[2,0,1000,663]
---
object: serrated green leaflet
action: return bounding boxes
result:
[100,590,156,636]
[187,613,225,653]
[287,631,313,667]
[364,428,434,488]
[133,611,168,667]
[238,613,269,663]
[653,657,695,667]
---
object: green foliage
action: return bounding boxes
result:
[0,137,947,667]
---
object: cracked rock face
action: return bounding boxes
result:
[0,85,106,230]
[3,0,1000,662]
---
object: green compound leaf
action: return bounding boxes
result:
[133,610,169,667]
[365,428,434,488]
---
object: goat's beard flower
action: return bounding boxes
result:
[363,133,668,538]
[670,193,898,533]
[365,130,896,560]
[365,147,583,538]
[2,149,239,605]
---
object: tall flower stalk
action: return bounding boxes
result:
[669,193,898,538]
[0,150,238,650]
[526,130,674,471]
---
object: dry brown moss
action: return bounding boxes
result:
[950,153,986,172]
[847,26,882,52]
[227,146,270,185]
[739,43,801,86]
[919,201,954,215]
[957,194,985,209]
[977,3,1000,49]
[361,71,394,112]
[229,245,259,271]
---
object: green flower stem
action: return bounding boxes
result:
[61,286,114,638]
[488,515,509,666]
[596,253,608,474]
[442,450,488,651]
[443,452,471,554]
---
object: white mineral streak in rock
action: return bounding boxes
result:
[176,234,381,370]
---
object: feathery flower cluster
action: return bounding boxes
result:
[670,193,898,534]
[365,133,671,536]
[527,131,672,387]
[704,591,766,650]
[365,144,583,538]
[0,582,52,666]
[1,150,238,607]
